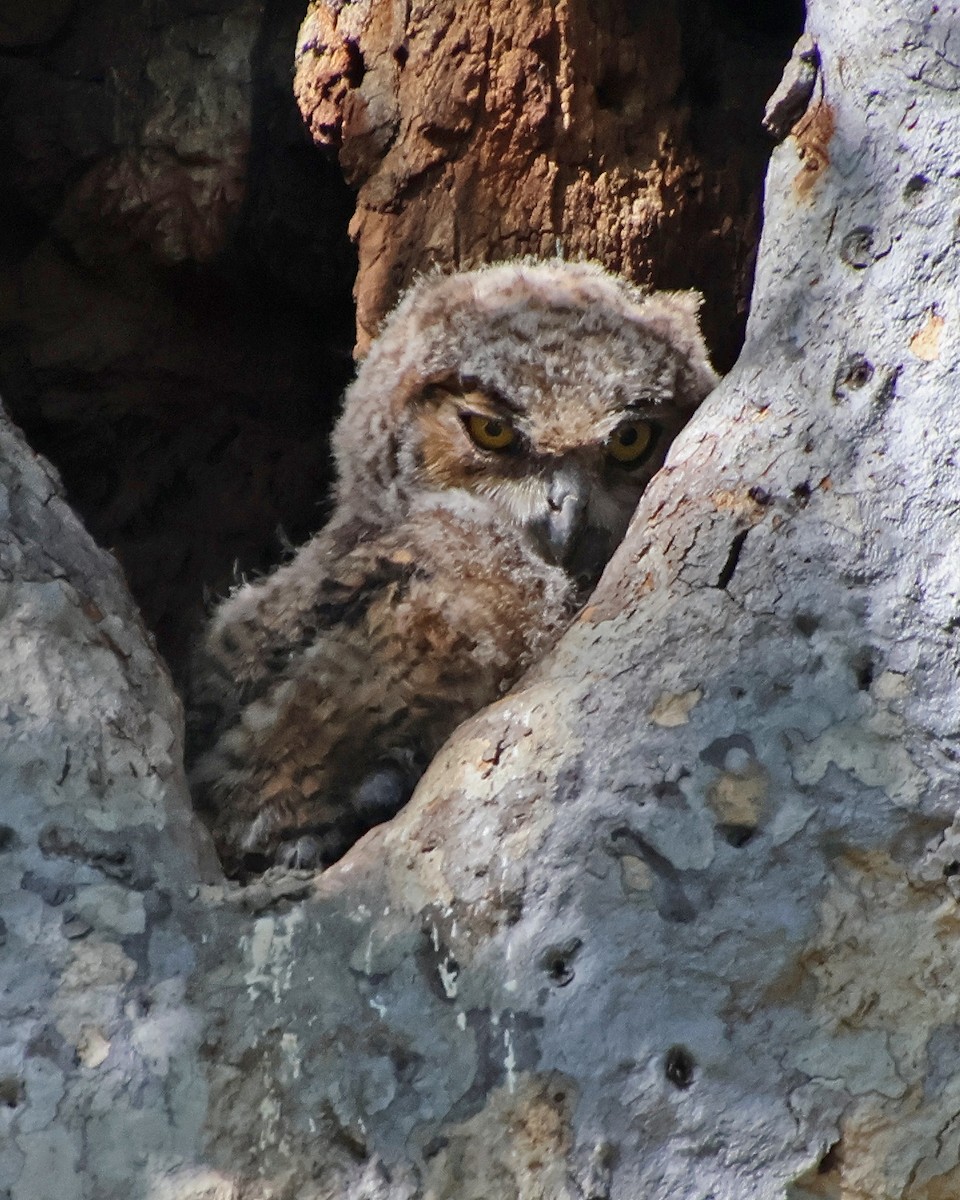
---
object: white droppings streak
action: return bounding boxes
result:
[438,955,459,999]
[504,1024,517,1094]
[259,1092,281,1150]
[241,908,305,1003]
[281,1032,302,1080]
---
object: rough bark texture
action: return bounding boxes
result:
[5,1,960,1198]
[0,412,222,1198]
[293,0,797,367]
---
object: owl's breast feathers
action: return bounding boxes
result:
[188,500,575,871]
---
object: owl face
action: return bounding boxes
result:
[332,261,718,588]
[403,372,686,587]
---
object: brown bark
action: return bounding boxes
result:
[294,0,796,366]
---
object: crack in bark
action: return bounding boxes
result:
[715,528,749,590]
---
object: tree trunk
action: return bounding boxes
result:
[293,0,790,367]
[4,1,960,1198]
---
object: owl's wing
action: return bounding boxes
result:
[185,519,387,744]
[187,521,435,871]
[189,505,574,875]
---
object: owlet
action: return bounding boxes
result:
[187,261,718,874]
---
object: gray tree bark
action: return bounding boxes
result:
[4,1,960,1198]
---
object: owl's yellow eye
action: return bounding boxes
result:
[465,413,516,451]
[607,419,654,464]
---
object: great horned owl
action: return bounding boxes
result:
[188,261,718,875]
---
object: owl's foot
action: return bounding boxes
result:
[235,753,423,875]
[275,834,327,871]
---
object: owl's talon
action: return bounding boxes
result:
[276,835,325,871]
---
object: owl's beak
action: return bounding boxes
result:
[540,468,588,567]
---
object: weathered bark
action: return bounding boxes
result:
[5,1,960,1198]
[0,410,222,1197]
[293,0,796,366]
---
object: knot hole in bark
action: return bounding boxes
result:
[539,938,582,987]
[0,1077,25,1108]
[664,1045,696,1089]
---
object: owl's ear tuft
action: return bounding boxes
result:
[637,290,720,408]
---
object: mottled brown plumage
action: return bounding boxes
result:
[187,261,718,874]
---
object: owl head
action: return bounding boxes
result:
[332,260,718,588]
